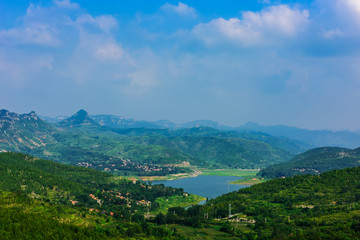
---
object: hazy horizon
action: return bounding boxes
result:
[2,107,359,132]
[1,0,360,131]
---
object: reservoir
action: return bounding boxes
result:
[154,175,250,200]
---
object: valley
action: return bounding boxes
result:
[2,109,360,239]
[0,109,303,175]
[3,0,360,238]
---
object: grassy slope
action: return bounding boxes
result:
[150,195,206,215]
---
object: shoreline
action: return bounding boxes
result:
[124,168,263,185]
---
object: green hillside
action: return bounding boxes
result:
[0,109,305,174]
[177,167,360,239]
[0,190,111,239]
[0,152,200,239]
[260,147,360,178]
[127,135,293,168]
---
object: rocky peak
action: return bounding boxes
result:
[73,109,88,120]
[60,109,98,127]
[0,109,9,116]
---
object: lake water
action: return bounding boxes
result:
[154,175,250,201]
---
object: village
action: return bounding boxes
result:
[76,157,182,176]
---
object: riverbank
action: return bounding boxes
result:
[199,169,265,185]
[124,168,265,185]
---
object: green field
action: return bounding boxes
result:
[150,194,206,215]
[168,224,239,240]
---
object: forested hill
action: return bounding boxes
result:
[0,152,184,206]
[0,152,190,239]
[197,166,360,239]
[260,147,360,178]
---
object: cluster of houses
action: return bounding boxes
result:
[89,193,102,206]
[292,168,320,174]
[89,189,152,210]
[76,162,92,168]
[136,199,151,206]
[88,208,114,216]
[78,157,176,174]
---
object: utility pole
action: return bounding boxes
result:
[229,203,231,218]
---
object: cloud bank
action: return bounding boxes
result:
[1,0,360,130]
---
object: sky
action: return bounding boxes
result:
[1,0,360,130]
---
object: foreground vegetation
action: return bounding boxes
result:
[0,152,203,239]
[3,151,360,239]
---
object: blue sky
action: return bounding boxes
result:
[1,0,360,130]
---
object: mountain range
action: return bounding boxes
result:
[1,109,301,171]
[239,122,360,149]
[42,113,360,149]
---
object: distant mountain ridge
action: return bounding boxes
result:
[239,122,360,149]
[91,114,160,129]
[41,114,360,149]
[42,114,231,130]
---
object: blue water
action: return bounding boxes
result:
[154,175,250,200]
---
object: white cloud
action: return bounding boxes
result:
[53,0,79,9]
[342,0,360,15]
[323,28,345,39]
[244,5,309,35]
[74,14,118,33]
[193,18,262,46]
[0,23,59,46]
[193,5,309,46]
[96,43,123,60]
[161,2,197,18]
[334,0,360,26]
[0,3,61,46]
[26,3,39,16]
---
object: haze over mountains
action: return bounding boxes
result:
[1,109,302,171]
[4,108,360,179]
[42,111,360,149]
